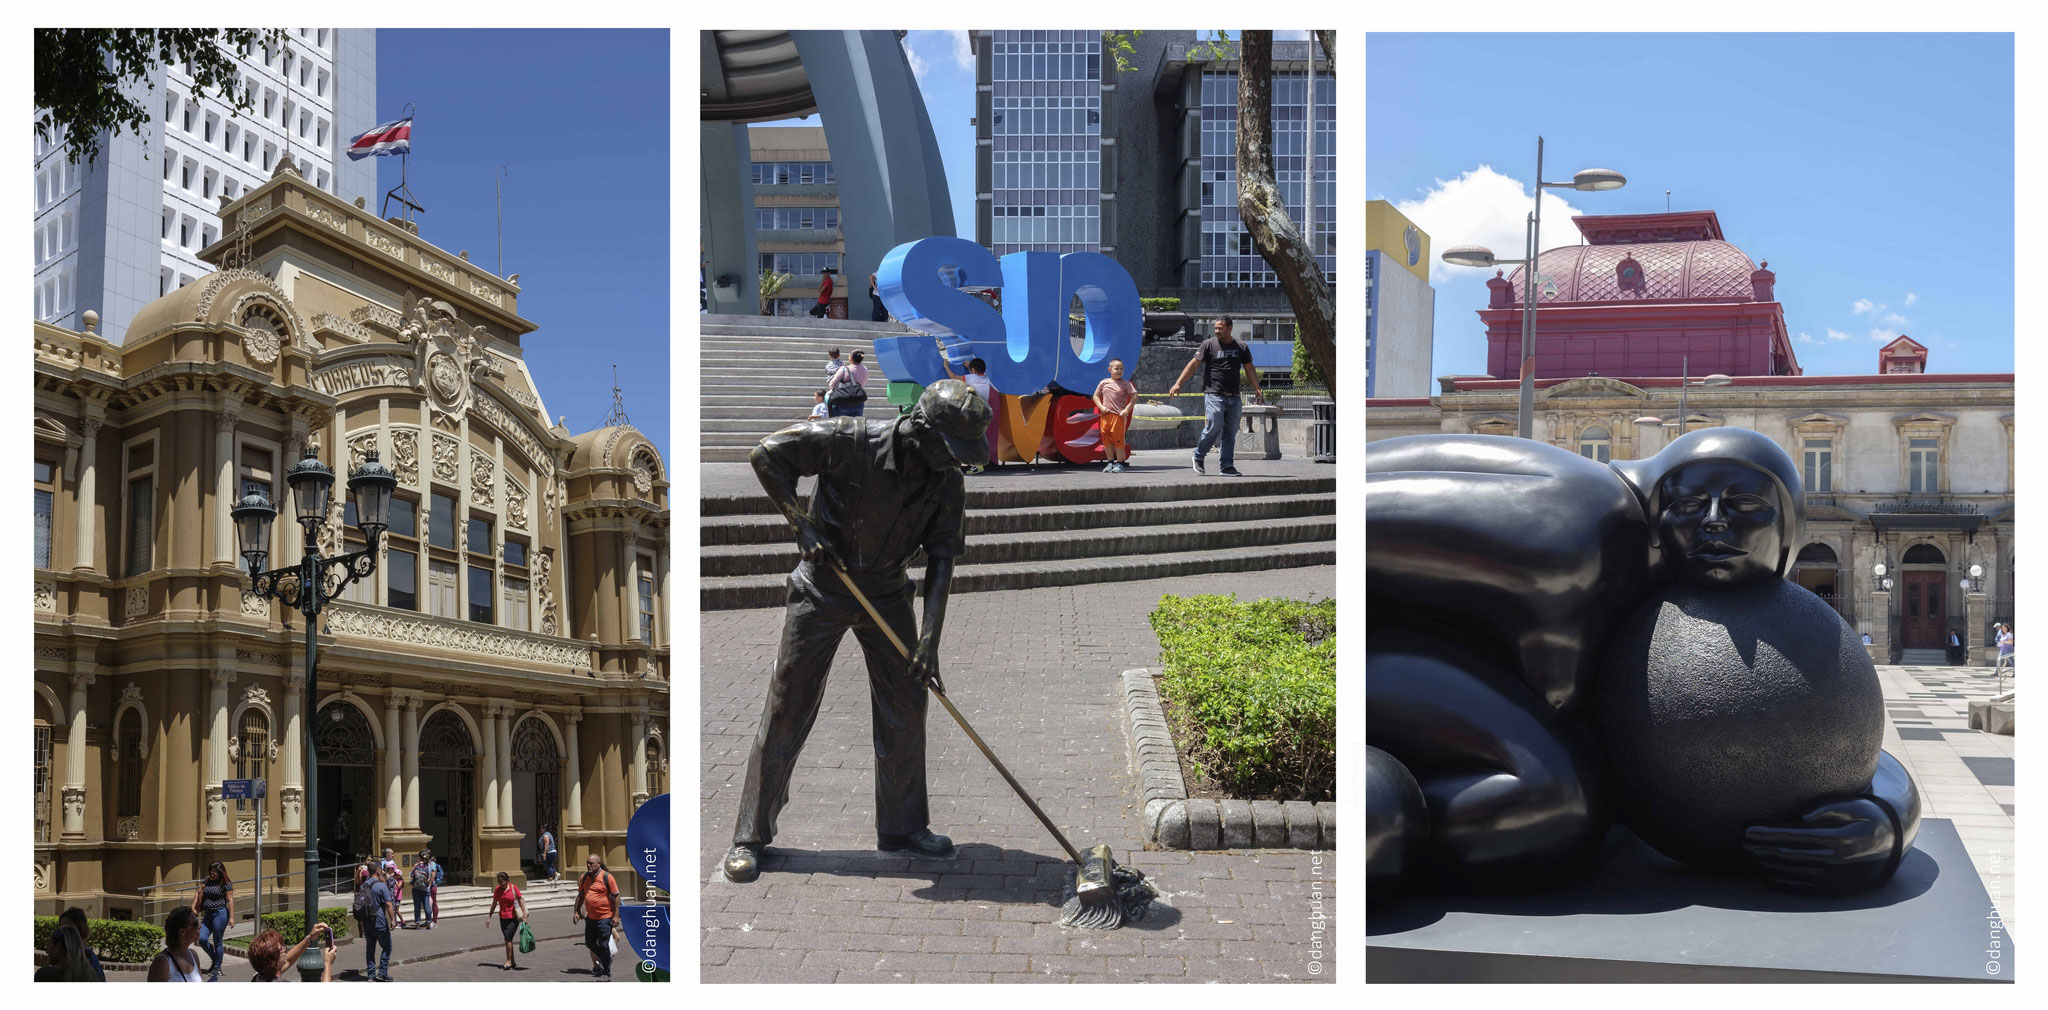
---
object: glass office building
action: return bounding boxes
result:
[988,29,1102,257]
[1198,69,1335,288]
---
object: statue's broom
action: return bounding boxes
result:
[820,560,1153,929]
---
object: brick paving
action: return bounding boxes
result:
[701,568,1338,982]
[108,915,626,982]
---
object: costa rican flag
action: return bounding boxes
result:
[347,117,412,160]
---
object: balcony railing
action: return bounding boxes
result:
[325,602,592,671]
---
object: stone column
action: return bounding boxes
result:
[206,669,235,837]
[496,706,515,828]
[479,704,500,828]
[280,670,304,835]
[214,407,239,564]
[61,672,94,838]
[400,694,421,829]
[1967,591,1988,666]
[1867,589,1892,666]
[72,417,101,572]
[383,699,402,835]
[563,710,583,831]
[629,703,649,811]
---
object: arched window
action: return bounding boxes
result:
[1902,544,1946,565]
[236,709,269,811]
[1796,543,1839,566]
[645,736,666,798]
[116,714,144,818]
[1577,426,1612,463]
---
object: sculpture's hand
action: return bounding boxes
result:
[794,520,842,570]
[1743,797,1898,896]
[910,640,944,694]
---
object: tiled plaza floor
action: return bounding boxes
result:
[1876,663,2017,936]
[700,568,1339,983]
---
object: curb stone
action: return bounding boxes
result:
[1119,668,1332,850]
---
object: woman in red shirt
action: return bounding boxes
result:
[810,268,835,317]
[489,871,528,971]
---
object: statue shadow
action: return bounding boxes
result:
[758,842,1185,931]
[1367,826,1939,936]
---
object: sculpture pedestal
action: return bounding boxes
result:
[1368,819,2013,982]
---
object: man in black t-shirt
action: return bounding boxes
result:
[1167,316,1264,475]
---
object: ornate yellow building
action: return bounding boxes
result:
[32,159,670,916]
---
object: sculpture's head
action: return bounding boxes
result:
[904,379,993,469]
[1616,427,1804,587]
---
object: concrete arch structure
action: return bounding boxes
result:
[35,682,67,728]
[701,29,956,315]
[420,701,486,757]
[316,692,386,751]
[511,708,569,756]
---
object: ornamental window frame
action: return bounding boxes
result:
[1788,413,1849,495]
[1892,411,1956,495]
[121,432,159,578]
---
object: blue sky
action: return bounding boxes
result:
[1367,33,2015,380]
[375,29,669,462]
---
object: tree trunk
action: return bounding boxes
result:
[1235,31,1337,397]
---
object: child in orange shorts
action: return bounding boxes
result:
[1093,358,1138,473]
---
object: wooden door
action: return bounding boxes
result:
[1901,570,1946,648]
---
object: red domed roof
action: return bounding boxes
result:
[1507,239,1760,304]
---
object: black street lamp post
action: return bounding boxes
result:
[232,443,396,981]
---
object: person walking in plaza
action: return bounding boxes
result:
[1167,316,1263,476]
[827,350,870,418]
[539,824,560,882]
[408,850,435,929]
[1094,358,1138,473]
[146,907,202,982]
[35,924,97,982]
[190,860,234,981]
[809,267,835,318]
[246,922,335,982]
[489,871,529,971]
[57,908,104,981]
[1997,622,2016,675]
[941,352,997,473]
[721,381,992,888]
[574,854,622,981]
[355,861,397,981]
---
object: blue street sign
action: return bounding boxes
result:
[223,779,253,800]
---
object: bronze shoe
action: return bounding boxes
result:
[721,844,761,883]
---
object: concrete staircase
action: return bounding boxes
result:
[698,314,907,462]
[419,878,581,918]
[1898,648,1951,666]
[700,471,1336,610]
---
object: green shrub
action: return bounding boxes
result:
[257,907,352,945]
[1151,595,1336,800]
[1140,297,1182,312]
[33,915,165,964]
[1291,331,1327,389]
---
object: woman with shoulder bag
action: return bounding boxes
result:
[490,871,528,971]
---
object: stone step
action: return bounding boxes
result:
[702,471,1334,517]
[697,334,886,349]
[700,514,1334,577]
[421,880,581,917]
[700,393,845,408]
[700,491,1335,546]
[701,540,1337,610]
[1898,649,1951,665]
[697,313,910,337]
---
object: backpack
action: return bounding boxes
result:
[829,366,867,406]
[411,863,431,889]
[351,880,379,921]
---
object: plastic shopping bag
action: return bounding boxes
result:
[517,921,536,954]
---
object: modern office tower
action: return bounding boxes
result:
[971,30,1334,341]
[749,126,846,317]
[32,29,377,343]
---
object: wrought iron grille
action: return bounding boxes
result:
[419,711,477,770]
[35,725,52,844]
[315,703,377,766]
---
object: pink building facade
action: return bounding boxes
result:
[1482,210,1800,380]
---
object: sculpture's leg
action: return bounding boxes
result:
[732,569,857,848]
[1367,633,1609,892]
[848,579,930,838]
[1366,745,1428,894]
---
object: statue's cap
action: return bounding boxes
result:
[913,380,993,467]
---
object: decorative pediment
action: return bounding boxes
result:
[1788,411,1851,437]
[1891,410,1956,434]
[397,293,506,429]
[1538,376,1648,401]
[1468,415,1517,436]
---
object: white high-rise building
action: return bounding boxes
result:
[32,29,377,343]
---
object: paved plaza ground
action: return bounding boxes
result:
[700,567,1340,983]
[1876,662,2018,935]
[106,917,640,982]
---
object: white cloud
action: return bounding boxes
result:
[1851,298,1876,315]
[1826,329,1854,342]
[1868,328,1902,342]
[1393,165,1586,285]
[903,37,931,83]
[1881,312,1910,327]
[1904,291,1918,306]
[1795,331,1817,345]
[948,30,974,71]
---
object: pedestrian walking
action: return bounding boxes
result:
[539,824,560,882]
[490,871,529,971]
[827,350,869,418]
[1167,316,1263,476]
[721,381,990,889]
[1997,622,2015,674]
[941,353,997,472]
[353,862,396,981]
[35,924,97,982]
[809,268,835,318]
[1094,358,1137,473]
[246,923,335,982]
[408,850,435,929]
[57,908,105,981]
[869,272,889,322]
[190,860,234,981]
[147,907,202,982]
[573,854,623,981]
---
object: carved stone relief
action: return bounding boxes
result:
[391,429,420,487]
[506,476,529,530]
[432,434,460,483]
[398,294,505,427]
[536,552,559,637]
[472,450,496,507]
[348,431,379,475]
[327,603,584,667]
[240,590,270,618]
[34,582,56,612]
[117,817,140,841]
[631,449,658,495]
[125,585,148,617]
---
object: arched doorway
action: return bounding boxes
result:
[314,702,379,870]
[1791,542,1843,618]
[1899,543,1948,649]
[34,695,56,845]
[509,717,559,875]
[418,710,477,881]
